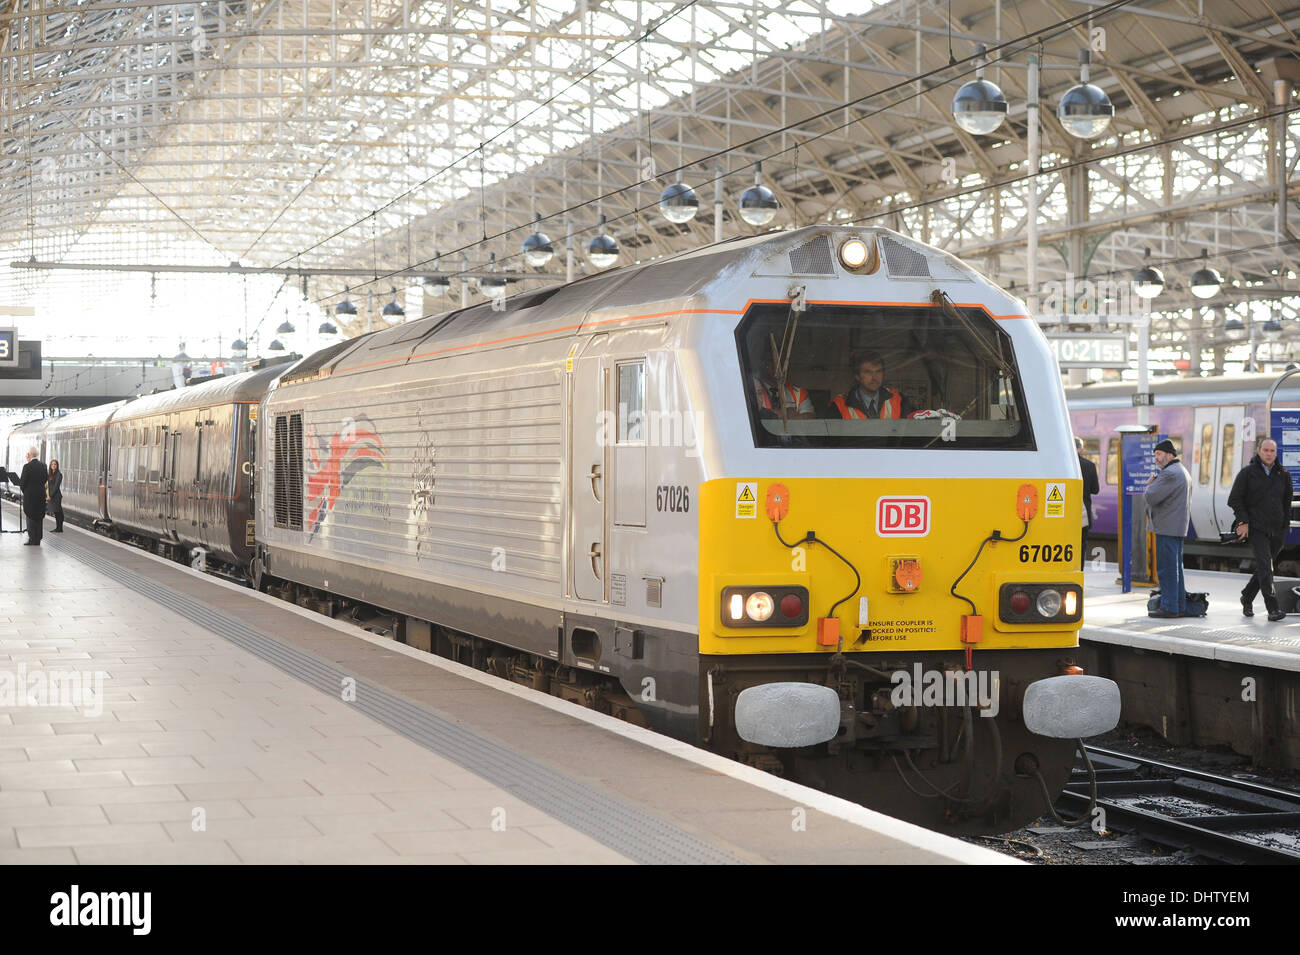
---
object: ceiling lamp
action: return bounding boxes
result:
[231,338,247,358]
[1189,249,1223,300]
[1223,317,1247,341]
[1133,248,1164,300]
[738,162,779,227]
[318,321,339,336]
[478,252,508,298]
[1057,50,1115,140]
[382,288,405,319]
[1263,318,1284,340]
[658,180,700,224]
[276,312,295,335]
[952,44,1008,135]
[522,215,555,268]
[269,339,285,351]
[587,215,620,269]
[335,286,358,315]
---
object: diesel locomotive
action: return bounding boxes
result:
[12,227,1121,833]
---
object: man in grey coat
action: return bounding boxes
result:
[1143,438,1192,617]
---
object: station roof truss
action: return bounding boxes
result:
[2,0,1300,357]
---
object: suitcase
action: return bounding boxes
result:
[1147,589,1208,617]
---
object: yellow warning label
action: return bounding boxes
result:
[736,482,758,519]
[1044,482,1065,518]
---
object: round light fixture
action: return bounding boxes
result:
[952,46,1007,135]
[478,252,508,298]
[382,288,405,318]
[1189,249,1222,300]
[1133,248,1164,300]
[1263,319,1284,340]
[1224,317,1247,341]
[522,216,555,268]
[268,339,285,352]
[587,215,620,269]
[658,181,700,224]
[745,591,775,622]
[1057,50,1114,140]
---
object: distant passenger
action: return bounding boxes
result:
[826,352,915,420]
[47,459,64,534]
[2,447,49,546]
[752,354,814,419]
[1228,438,1292,622]
[1077,437,1100,569]
[1143,439,1191,618]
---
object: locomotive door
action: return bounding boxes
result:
[1211,404,1246,536]
[570,336,609,602]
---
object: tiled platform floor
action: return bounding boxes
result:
[1083,561,1300,671]
[0,509,1001,865]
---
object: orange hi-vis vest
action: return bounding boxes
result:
[831,389,901,419]
[754,379,811,413]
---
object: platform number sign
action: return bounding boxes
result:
[0,328,15,367]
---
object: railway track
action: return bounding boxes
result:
[1056,745,1300,864]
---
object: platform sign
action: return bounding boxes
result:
[1121,432,1163,494]
[0,327,17,368]
[1270,409,1300,487]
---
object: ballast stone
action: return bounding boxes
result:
[1022,675,1122,739]
[735,682,841,748]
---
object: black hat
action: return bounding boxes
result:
[1154,439,1176,455]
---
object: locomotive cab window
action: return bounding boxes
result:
[737,302,1033,449]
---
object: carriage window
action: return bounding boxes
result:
[1106,437,1119,485]
[616,362,646,444]
[1198,424,1213,485]
[1220,424,1236,487]
[737,302,1033,449]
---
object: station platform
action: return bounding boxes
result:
[1079,562,1300,769]
[0,513,1004,866]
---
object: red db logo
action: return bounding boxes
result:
[876,496,930,537]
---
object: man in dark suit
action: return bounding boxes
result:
[6,448,48,545]
[1077,436,1100,569]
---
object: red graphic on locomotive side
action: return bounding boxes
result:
[305,416,386,536]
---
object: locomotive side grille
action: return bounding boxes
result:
[879,234,931,278]
[273,415,288,528]
[287,412,304,530]
[788,235,835,274]
[273,413,304,531]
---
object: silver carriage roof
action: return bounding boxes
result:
[280,226,992,386]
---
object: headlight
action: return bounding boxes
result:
[839,237,870,270]
[998,583,1082,624]
[720,586,810,629]
[1036,589,1062,617]
[745,591,774,622]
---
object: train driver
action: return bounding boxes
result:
[752,352,815,419]
[826,351,916,420]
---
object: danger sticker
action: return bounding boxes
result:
[1044,482,1065,518]
[736,482,758,519]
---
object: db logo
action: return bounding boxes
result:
[876,496,931,537]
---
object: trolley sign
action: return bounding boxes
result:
[1045,333,1129,369]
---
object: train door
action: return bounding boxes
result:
[161,423,180,537]
[570,336,609,602]
[1211,404,1246,535]
[1189,407,1218,537]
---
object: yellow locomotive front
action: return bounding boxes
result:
[693,272,1119,834]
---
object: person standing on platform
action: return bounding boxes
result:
[46,459,64,533]
[1143,439,1191,618]
[3,448,49,546]
[1228,437,1292,622]
[1077,436,1100,569]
